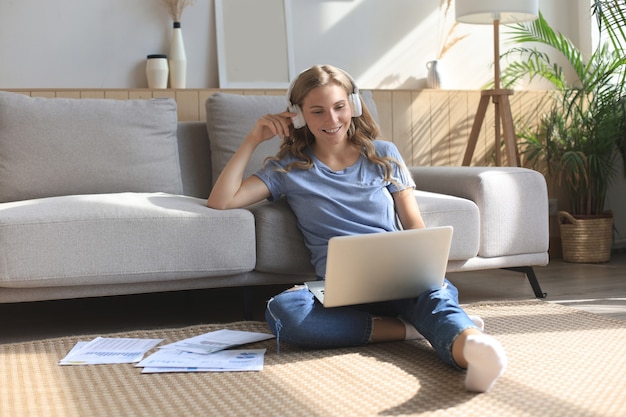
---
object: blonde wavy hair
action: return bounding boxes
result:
[266,65,400,184]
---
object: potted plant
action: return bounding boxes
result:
[501,2,626,262]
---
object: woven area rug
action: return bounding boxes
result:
[1,300,625,417]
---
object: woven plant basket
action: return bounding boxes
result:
[559,211,614,263]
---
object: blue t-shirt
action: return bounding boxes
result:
[254,140,415,277]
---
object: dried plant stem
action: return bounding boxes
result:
[438,23,469,59]
[436,2,468,59]
[161,0,196,22]
[440,0,452,16]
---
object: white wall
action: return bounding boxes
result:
[0,0,215,88]
[0,0,583,89]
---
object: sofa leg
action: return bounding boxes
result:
[504,266,547,299]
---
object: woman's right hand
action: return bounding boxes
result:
[248,111,297,144]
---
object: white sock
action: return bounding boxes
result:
[399,317,424,340]
[469,315,485,331]
[463,334,508,393]
[400,315,485,341]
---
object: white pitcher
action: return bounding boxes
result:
[426,60,442,89]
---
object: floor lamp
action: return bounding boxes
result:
[455,0,538,167]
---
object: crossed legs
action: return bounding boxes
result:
[266,280,507,392]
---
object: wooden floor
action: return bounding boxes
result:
[1,253,625,344]
[450,252,626,320]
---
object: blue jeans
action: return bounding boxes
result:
[265,279,477,368]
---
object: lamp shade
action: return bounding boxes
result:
[455,0,538,24]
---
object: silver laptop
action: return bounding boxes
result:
[305,226,453,307]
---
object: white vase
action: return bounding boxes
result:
[146,54,169,89]
[426,60,442,89]
[169,22,187,89]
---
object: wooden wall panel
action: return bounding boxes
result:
[390,91,414,166]
[405,91,427,167]
[104,90,130,100]
[5,88,549,168]
[448,91,472,166]
[371,90,393,141]
[429,91,451,166]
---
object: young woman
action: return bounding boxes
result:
[207,65,507,392]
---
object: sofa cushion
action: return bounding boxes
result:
[0,193,255,287]
[0,92,183,203]
[248,190,478,274]
[247,198,315,275]
[414,190,480,261]
[205,91,379,185]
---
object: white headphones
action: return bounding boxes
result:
[286,67,363,129]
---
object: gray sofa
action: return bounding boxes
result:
[0,91,549,307]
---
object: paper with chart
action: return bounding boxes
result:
[58,329,273,372]
[158,329,274,354]
[137,348,267,373]
[59,337,163,365]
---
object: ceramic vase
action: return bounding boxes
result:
[169,22,187,89]
[146,54,169,89]
[426,60,442,89]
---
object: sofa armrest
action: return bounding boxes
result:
[408,166,549,258]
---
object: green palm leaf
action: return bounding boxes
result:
[505,6,626,215]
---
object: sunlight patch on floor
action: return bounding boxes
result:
[550,298,626,320]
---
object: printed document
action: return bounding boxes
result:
[137,348,267,373]
[159,329,274,354]
[59,337,163,365]
[59,329,274,372]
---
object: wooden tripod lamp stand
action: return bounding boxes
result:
[455,0,538,167]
